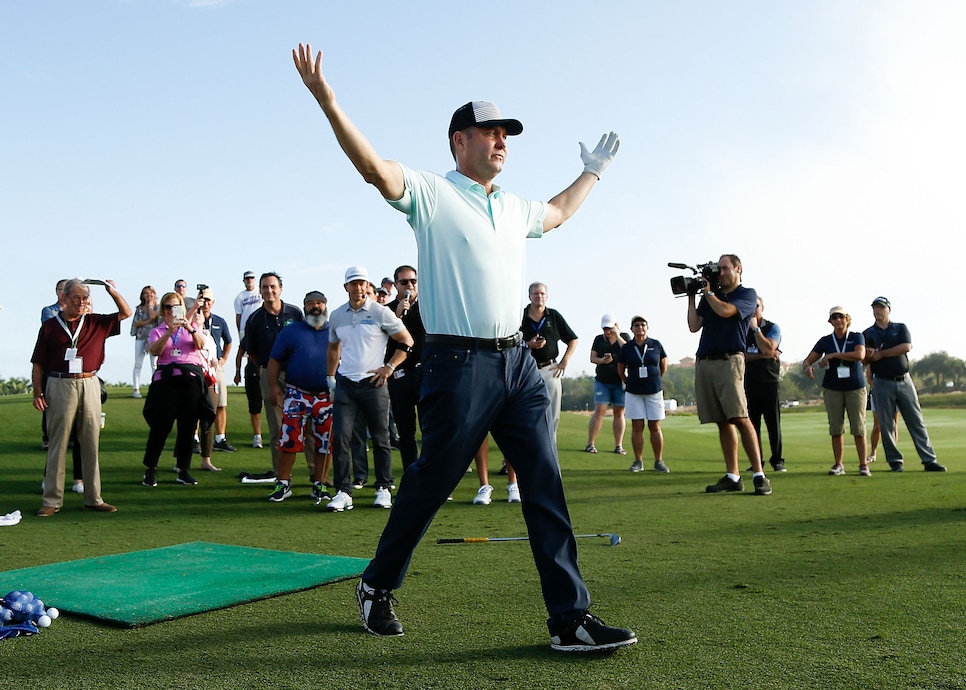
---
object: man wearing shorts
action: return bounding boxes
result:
[617,316,669,473]
[267,291,337,503]
[199,290,236,454]
[234,270,264,448]
[687,254,772,496]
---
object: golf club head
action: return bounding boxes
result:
[609,534,621,546]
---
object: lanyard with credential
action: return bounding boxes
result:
[832,333,848,354]
[55,313,86,350]
[634,342,649,364]
[832,333,851,378]
[530,315,546,336]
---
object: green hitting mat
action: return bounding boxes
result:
[0,541,367,627]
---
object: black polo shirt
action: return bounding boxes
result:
[241,303,303,367]
[520,307,578,366]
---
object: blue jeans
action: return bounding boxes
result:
[362,343,590,625]
[332,375,393,492]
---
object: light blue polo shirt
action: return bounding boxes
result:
[387,164,549,339]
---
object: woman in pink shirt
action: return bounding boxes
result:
[139,292,215,487]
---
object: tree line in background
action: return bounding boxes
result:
[561,351,966,411]
[3,351,964,403]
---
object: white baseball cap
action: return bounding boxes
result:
[344,266,370,284]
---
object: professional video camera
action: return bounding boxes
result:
[668,261,721,296]
[196,284,209,293]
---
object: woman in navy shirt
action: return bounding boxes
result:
[802,306,869,476]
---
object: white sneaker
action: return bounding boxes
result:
[132,390,142,399]
[72,482,85,494]
[253,434,263,449]
[507,483,521,503]
[473,484,493,505]
[327,490,354,512]
[373,487,392,509]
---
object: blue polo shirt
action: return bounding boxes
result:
[387,164,548,339]
[617,338,667,395]
[269,320,330,392]
[863,321,912,378]
[204,313,232,359]
[696,285,758,357]
[811,331,866,391]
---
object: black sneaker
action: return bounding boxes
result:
[176,470,198,485]
[268,481,292,502]
[753,475,773,495]
[771,460,787,472]
[548,611,637,652]
[706,475,743,493]
[191,441,202,455]
[356,580,404,637]
[889,462,904,472]
[213,439,237,453]
[142,468,158,487]
[924,461,947,472]
[311,483,332,503]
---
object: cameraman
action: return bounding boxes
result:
[686,254,772,495]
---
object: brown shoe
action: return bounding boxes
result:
[83,502,117,513]
[36,506,60,517]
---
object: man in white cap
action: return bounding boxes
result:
[326,266,413,513]
[234,270,264,448]
[294,43,635,652]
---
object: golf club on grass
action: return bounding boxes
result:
[437,533,621,546]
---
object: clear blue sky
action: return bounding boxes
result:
[2,0,963,387]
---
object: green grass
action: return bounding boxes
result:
[2,389,966,689]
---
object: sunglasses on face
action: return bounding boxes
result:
[397,278,417,286]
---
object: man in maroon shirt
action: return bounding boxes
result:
[31,278,132,517]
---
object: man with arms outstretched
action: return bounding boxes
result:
[293,43,635,652]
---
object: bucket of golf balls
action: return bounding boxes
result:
[0,591,60,639]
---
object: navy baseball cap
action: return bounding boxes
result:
[448,101,523,138]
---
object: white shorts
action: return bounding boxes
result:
[625,391,666,421]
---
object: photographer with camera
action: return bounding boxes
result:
[685,254,772,495]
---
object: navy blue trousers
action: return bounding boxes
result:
[362,343,590,624]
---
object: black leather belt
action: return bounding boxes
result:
[536,359,557,369]
[696,352,742,361]
[49,372,97,379]
[889,374,908,381]
[425,333,522,351]
[289,384,330,398]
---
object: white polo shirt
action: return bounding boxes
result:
[387,164,548,339]
[328,297,406,382]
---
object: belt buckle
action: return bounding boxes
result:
[499,334,521,351]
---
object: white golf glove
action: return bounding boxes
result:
[326,375,337,394]
[580,131,620,179]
